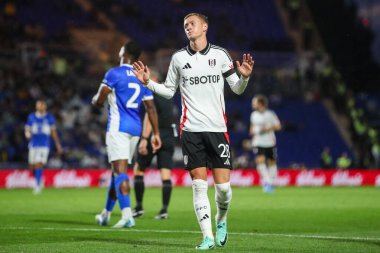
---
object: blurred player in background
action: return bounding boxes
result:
[25,99,62,194]
[132,69,177,220]
[132,13,254,250]
[250,95,281,193]
[92,41,161,228]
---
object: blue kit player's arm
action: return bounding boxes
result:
[25,114,33,140]
[48,114,63,154]
[92,68,118,107]
[142,89,161,153]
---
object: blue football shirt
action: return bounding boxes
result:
[102,64,153,136]
[25,112,56,148]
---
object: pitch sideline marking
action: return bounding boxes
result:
[1,226,379,242]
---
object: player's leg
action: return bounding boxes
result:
[132,140,154,218]
[268,160,278,182]
[207,132,233,247]
[95,173,116,225]
[105,132,138,228]
[30,147,49,194]
[155,142,174,219]
[182,131,214,249]
[33,162,44,194]
[155,168,172,219]
[255,150,271,192]
[190,167,215,249]
[112,159,135,228]
[132,162,146,217]
[267,148,278,192]
[213,169,232,247]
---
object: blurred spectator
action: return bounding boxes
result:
[336,152,352,169]
[320,147,332,169]
[286,0,301,30]
[4,1,16,17]
[371,142,380,169]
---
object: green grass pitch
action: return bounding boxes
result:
[0,187,379,252]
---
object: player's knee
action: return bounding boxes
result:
[115,174,130,195]
[192,179,208,192]
[119,180,130,195]
[215,182,231,195]
[160,168,171,180]
[133,163,145,175]
[256,156,265,164]
[190,168,208,180]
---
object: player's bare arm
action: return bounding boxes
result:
[270,122,282,132]
[25,127,32,140]
[249,125,257,136]
[132,61,151,86]
[51,127,63,155]
[236,53,254,78]
[92,85,112,107]
[143,100,161,152]
[138,113,151,155]
[132,61,176,99]
[261,126,277,134]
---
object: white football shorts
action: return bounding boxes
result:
[28,147,50,165]
[106,132,139,163]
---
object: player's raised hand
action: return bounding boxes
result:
[132,61,151,86]
[151,134,162,153]
[236,53,254,78]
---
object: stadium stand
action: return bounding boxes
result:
[2,0,378,168]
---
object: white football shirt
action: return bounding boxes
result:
[250,110,280,147]
[147,43,249,132]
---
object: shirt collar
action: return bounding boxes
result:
[35,112,46,118]
[186,43,211,56]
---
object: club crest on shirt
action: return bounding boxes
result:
[182,76,189,86]
[208,59,216,67]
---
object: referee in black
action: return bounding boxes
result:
[132,70,177,219]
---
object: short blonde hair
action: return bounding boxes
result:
[184,13,209,24]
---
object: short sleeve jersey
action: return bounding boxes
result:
[25,112,56,148]
[250,109,280,148]
[102,64,153,136]
[164,43,236,133]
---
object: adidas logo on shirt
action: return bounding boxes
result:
[182,63,192,69]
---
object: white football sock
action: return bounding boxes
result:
[192,179,213,239]
[101,208,111,217]
[268,164,278,184]
[121,207,132,220]
[215,182,232,224]
[257,163,271,185]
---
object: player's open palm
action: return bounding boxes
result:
[236,53,254,78]
[132,61,151,86]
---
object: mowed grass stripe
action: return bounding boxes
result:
[2,226,380,242]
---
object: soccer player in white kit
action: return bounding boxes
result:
[250,95,281,193]
[92,41,161,228]
[132,13,254,250]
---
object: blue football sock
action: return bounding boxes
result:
[34,168,43,187]
[115,174,130,209]
[105,175,117,212]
